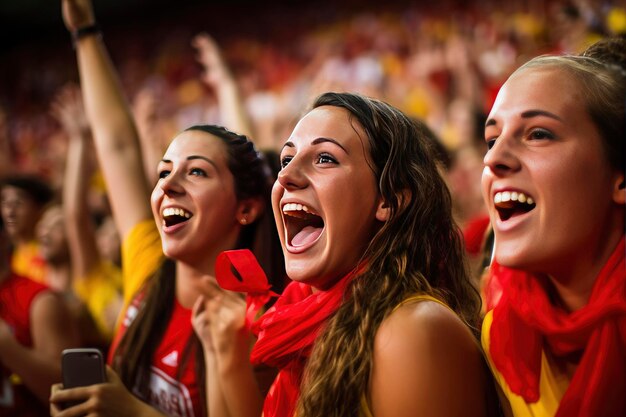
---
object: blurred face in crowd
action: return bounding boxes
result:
[151,130,243,267]
[273,105,385,290]
[0,186,42,243]
[36,205,69,265]
[482,66,624,280]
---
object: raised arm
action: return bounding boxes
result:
[62,0,152,240]
[51,84,100,279]
[132,87,167,187]
[192,33,255,139]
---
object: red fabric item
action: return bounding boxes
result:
[0,273,50,416]
[462,214,490,256]
[249,270,357,417]
[215,250,279,328]
[489,237,626,417]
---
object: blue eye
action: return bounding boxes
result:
[280,156,293,169]
[190,168,207,177]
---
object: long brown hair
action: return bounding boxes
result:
[296,92,481,417]
[112,125,284,414]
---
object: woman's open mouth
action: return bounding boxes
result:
[282,203,324,249]
[162,207,193,228]
[494,191,535,221]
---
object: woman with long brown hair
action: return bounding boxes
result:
[201,91,494,417]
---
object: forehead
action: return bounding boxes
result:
[41,205,63,222]
[1,186,33,202]
[164,130,229,163]
[288,106,368,150]
[490,66,586,118]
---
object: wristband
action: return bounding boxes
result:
[71,23,101,47]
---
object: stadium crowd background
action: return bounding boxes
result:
[0,0,624,230]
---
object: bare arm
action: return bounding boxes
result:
[51,84,100,279]
[0,292,80,404]
[62,0,152,240]
[192,33,255,139]
[369,301,489,417]
[133,87,166,187]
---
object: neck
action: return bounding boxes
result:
[545,230,623,312]
[46,264,72,292]
[175,260,218,308]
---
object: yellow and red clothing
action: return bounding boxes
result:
[109,220,203,417]
[0,272,50,416]
[481,238,626,417]
[11,240,46,284]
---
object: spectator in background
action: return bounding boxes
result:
[0,174,54,284]
[0,216,80,415]
[48,83,123,347]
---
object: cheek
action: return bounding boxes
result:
[150,189,162,218]
[271,181,284,227]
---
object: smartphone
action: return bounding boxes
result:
[61,348,107,389]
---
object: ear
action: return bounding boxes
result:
[375,197,391,222]
[613,171,625,205]
[236,198,264,225]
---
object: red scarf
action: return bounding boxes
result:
[249,271,356,417]
[488,237,626,417]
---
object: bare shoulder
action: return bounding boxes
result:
[376,299,478,354]
[369,299,490,417]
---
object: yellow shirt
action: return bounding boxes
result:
[11,240,46,283]
[119,219,163,323]
[481,310,569,417]
[73,260,123,341]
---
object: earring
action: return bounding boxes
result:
[239,217,247,225]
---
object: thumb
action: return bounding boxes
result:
[105,366,121,384]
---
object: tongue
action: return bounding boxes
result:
[291,226,322,247]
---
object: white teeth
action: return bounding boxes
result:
[163,207,191,218]
[493,191,535,206]
[282,203,316,215]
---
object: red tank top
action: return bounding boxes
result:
[0,273,50,416]
[110,294,202,417]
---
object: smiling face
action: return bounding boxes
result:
[0,186,42,242]
[36,205,69,264]
[482,66,625,278]
[273,105,386,290]
[150,130,242,268]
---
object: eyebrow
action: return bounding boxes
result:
[485,109,564,127]
[281,137,349,154]
[161,155,218,170]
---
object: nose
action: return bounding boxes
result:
[158,170,185,197]
[483,134,521,177]
[277,156,308,191]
